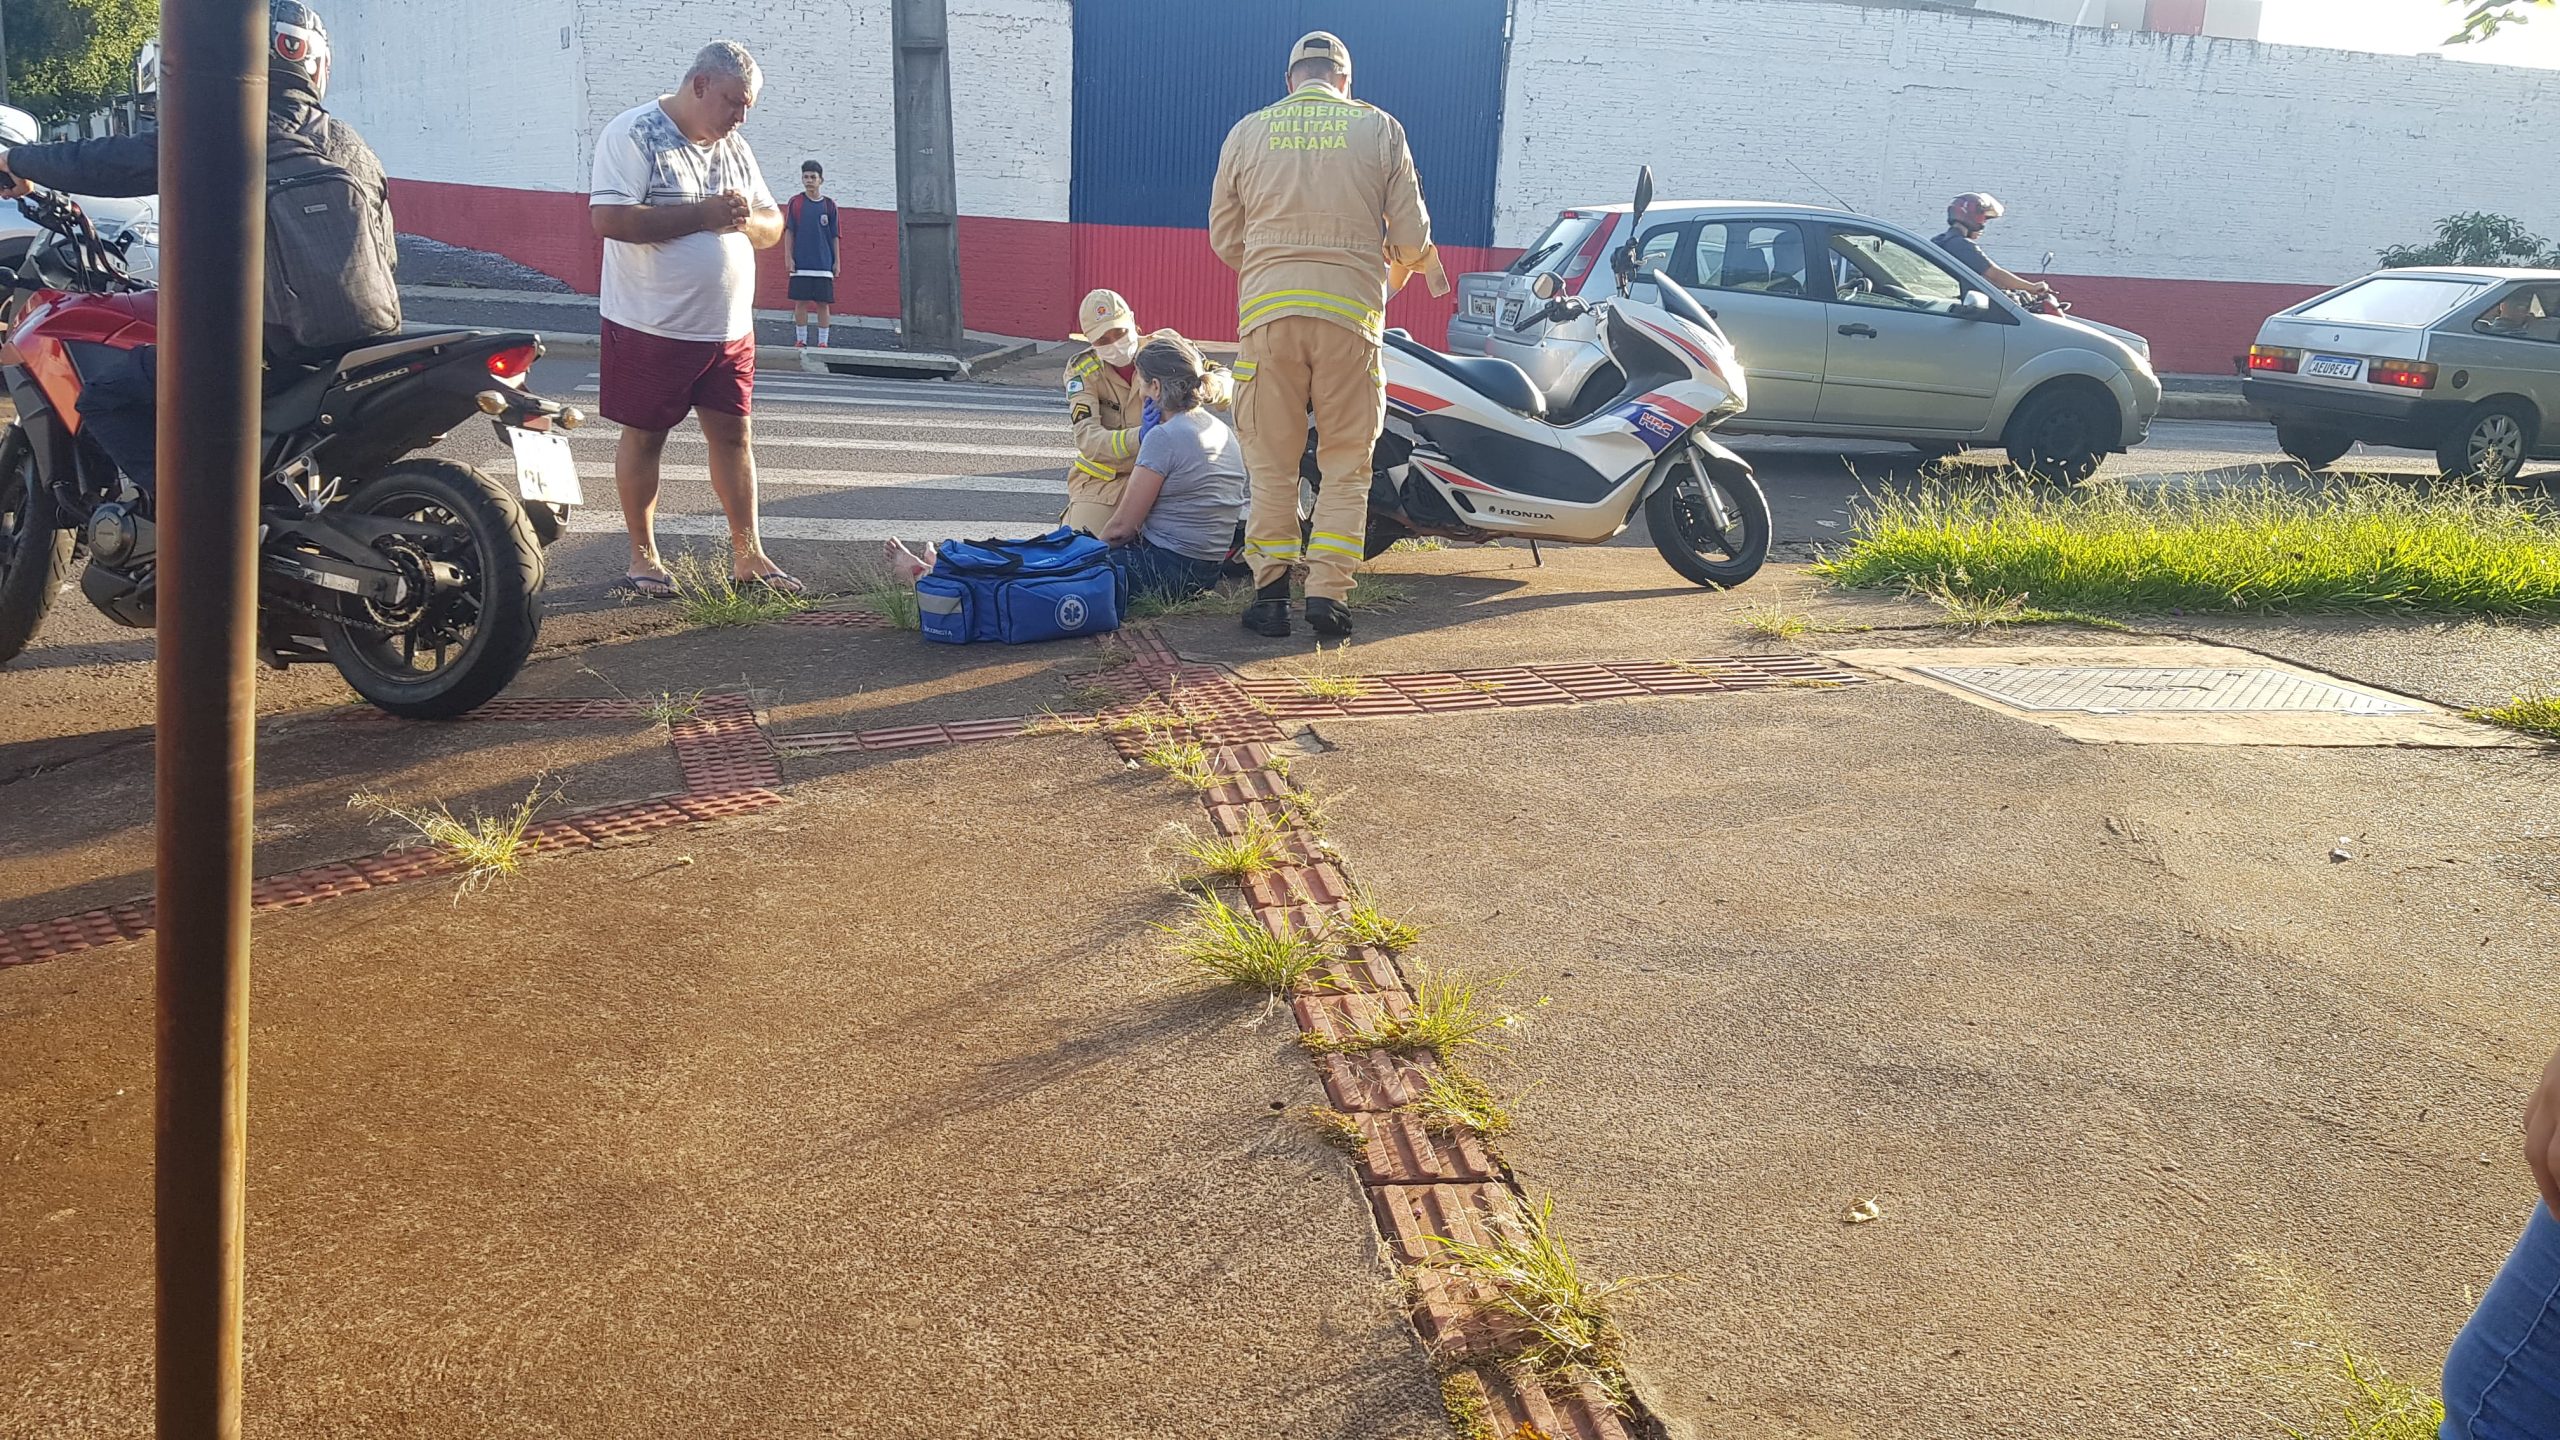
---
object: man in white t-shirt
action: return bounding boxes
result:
[589,40,794,597]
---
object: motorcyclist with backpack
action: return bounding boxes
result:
[0,0,401,489]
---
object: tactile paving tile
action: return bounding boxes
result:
[0,905,156,966]
[775,608,894,629]
[1372,1182,1517,1266]
[1349,1111,1502,1185]
[1309,944,1405,995]
[564,799,694,845]
[1236,656,1866,720]
[1316,1049,1442,1111]
[1202,767,1290,807]
[668,695,783,793]
[1292,990,1416,1048]
[349,849,460,886]
[672,788,786,821]
[250,862,379,911]
[1243,861,1355,915]
[1468,1362,1641,1440]
[1408,1266,1530,1360]
[776,718,1033,757]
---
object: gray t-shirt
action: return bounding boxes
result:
[1133,408,1247,561]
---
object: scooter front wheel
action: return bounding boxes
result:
[1646,441,1771,589]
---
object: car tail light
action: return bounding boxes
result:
[486,344,539,383]
[2368,359,2438,390]
[1560,216,1615,282]
[2247,345,2300,374]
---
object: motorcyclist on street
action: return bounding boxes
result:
[0,0,399,490]
[1933,193,2053,301]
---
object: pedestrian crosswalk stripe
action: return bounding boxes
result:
[749,468,1064,495]
[565,512,1053,544]
[572,411,1059,438]
[563,430,1067,460]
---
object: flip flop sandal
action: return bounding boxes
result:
[738,571,807,598]
[620,572,679,599]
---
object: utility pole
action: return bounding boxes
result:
[1,1,13,106]
[153,0,267,1433]
[889,0,962,354]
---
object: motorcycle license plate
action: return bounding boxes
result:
[1501,298,1524,327]
[510,427,583,506]
[2304,354,2364,381]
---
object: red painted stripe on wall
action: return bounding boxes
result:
[387,179,1074,340]
[383,180,2322,374]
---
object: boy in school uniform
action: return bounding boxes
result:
[784,160,840,347]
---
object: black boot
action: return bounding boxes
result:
[1242,579,1293,638]
[1306,597,1353,638]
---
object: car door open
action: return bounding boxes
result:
[1814,226,2007,433]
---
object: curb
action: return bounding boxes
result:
[2157,394,2257,422]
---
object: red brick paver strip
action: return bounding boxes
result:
[1349,1111,1502,1186]
[1292,990,1415,1048]
[1315,1049,1442,1110]
[775,608,894,630]
[669,695,784,793]
[775,719,1035,757]
[1234,656,1864,720]
[1372,1182,1517,1266]
[1409,1266,1531,1360]
[1309,945,1404,995]
[1467,1363,1641,1440]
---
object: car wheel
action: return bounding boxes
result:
[2277,425,2354,472]
[2002,384,2117,484]
[2435,401,2534,484]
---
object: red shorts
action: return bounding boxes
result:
[598,318,755,432]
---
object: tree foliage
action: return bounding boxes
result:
[2450,0,2556,44]
[2380,213,2560,269]
[2,0,157,121]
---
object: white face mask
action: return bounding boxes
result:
[1096,336,1139,367]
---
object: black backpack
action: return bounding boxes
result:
[263,110,401,358]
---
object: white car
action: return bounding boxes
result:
[0,193,157,286]
[1468,201,2162,480]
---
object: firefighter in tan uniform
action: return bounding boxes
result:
[1211,30,1444,639]
[1062,288,1230,533]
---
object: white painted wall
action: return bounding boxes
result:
[1499,0,2560,284]
[327,0,586,190]
[326,0,1078,220]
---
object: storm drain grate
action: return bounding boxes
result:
[1911,665,2425,716]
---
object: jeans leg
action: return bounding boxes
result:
[2444,1205,2560,1439]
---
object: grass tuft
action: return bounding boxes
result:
[1336,965,1546,1061]
[2284,1348,2445,1440]
[1148,816,1295,887]
[2468,692,2560,739]
[851,567,922,631]
[666,553,814,627]
[1161,886,1334,996]
[1816,476,2560,616]
[1408,1065,1516,1138]
[1739,594,1814,642]
[1904,573,2134,632]
[350,777,554,894]
[1429,1194,1660,1410]
[1439,1370,1496,1440]
[1307,1105,1370,1156]
[1338,890,1424,955]
[1394,535,1453,553]
[1283,643,1368,700]
[1347,577,1417,610]
[1138,735,1218,790]
[1130,584,1252,620]
[574,665,705,724]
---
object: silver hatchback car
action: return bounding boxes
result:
[2244,268,2560,483]
[1470,201,2162,481]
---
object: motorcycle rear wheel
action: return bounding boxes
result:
[321,458,543,720]
[0,430,72,665]
[1646,441,1771,588]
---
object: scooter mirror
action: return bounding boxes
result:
[1530,271,1561,301]
[1632,166,1654,229]
[0,106,41,147]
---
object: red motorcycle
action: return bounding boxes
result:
[0,188,584,718]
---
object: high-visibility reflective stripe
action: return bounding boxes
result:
[1232,361,1259,381]
[1071,456,1117,482]
[1307,532,1364,558]
[1240,290,1382,333]
[1246,539,1303,558]
[1110,429,1130,458]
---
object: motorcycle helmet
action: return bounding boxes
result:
[270,1,331,100]
[1947,192,2004,236]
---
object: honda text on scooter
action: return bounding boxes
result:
[0,188,587,718]
[1312,168,1774,587]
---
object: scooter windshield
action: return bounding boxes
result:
[1641,268,1728,345]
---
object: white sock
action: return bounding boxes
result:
[795,324,808,344]
[817,326,831,347]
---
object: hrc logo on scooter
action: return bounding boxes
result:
[1616,404,1683,454]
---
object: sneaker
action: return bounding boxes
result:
[1306,598,1353,638]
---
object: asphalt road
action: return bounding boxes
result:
[465,358,2498,587]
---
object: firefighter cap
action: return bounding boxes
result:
[1287,31,1350,87]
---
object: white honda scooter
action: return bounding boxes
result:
[1310,168,1774,587]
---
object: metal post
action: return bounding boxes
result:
[889,0,963,353]
[153,0,267,1434]
[0,3,11,106]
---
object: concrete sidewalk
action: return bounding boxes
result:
[4,548,2553,1436]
